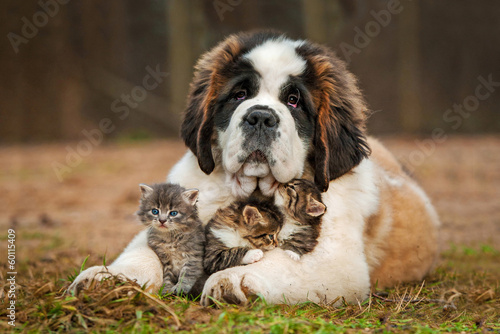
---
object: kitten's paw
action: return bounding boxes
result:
[242,249,264,264]
[169,283,193,296]
[169,283,182,295]
[284,250,301,261]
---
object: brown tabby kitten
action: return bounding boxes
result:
[274,179,327,260]
[203,198,283,275]
[137,183,206,296]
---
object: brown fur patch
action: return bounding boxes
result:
[364,207,382,241]
[365,138,440,288]
[240,275,252,297]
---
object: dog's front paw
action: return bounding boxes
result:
[284,250,301,261]
[201,269,266,306]
[241,249,264,264]
[66,266,112,294]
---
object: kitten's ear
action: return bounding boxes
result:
[242,205,263,226]
[306,194,326,217]
[182,189,199,206]
[139,184,154,198]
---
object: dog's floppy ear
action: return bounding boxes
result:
[181,35,244,175]
[180,61,216,175]
[301,45,371,192]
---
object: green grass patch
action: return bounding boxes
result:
[2,244,499,333]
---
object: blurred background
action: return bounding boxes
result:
[0,0,499,268]
[1,0,499,142]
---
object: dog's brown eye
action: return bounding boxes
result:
[287,90,300,108]
[234,89,247,100]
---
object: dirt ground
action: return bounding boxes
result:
[0,136,499,268]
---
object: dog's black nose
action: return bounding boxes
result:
[245,110,277,128]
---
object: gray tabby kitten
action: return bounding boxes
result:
[274,179,327,261]
[203,198,283,275]
[137,183,206,296]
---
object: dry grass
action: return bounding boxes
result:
[1,246,499,333]
[0,136,499,332]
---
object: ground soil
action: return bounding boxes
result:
[0,136,499,267]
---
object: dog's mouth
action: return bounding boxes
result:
[246,150,267,164]
[226,150,279,198]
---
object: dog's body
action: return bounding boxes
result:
[69,32,440,304]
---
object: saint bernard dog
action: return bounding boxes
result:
[69,31,441,306]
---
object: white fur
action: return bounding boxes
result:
[67,230,163,293]
[227,169,257,199]
[168,151,234,224]
[210,226,251,248]
[244,39,306,97]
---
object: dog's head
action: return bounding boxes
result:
[181,31,370,197]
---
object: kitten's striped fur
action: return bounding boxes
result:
[137,183,206,296]
[275,179,326,258]
[204,198,283,275]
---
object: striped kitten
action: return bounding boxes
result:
[274,179,326,261]
[137,183,206,296]
[203,198,283,275]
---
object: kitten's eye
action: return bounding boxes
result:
[169,211,178,217]
[151,209,159,215]
[287,89,300,108]
[234,89,247,101]
[267,234,274,241]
